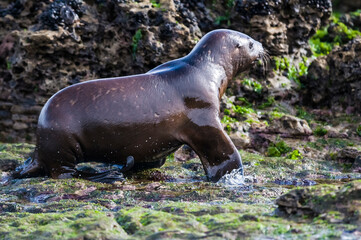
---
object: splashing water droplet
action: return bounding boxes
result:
[217,168,245,186]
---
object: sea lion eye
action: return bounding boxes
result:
[249,42,254,49]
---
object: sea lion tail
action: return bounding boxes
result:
[11,157,47,179]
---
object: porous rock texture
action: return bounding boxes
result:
[303,38,361,113]
[0,0,201,142]
[276,180,361,223]
[184,0,332,55]
[0,0,332,142]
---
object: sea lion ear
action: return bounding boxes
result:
[236,43,242,48]
[249,42,254,49]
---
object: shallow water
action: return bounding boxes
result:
[216,168,255,192]
[217,168,245,186]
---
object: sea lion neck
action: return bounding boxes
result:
[187,36,235,73]
[182,52,230,100]
[184,43,236,100]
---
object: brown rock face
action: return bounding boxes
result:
[0,0,201,142]
[0,0,332,142]
[267,115,313,136]
[276,180,361,223]
[184,0,332,55]
[303,38,361,113]
[234,0,332,55]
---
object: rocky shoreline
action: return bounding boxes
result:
[1,0,361,239]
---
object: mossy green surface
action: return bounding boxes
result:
[309,11,361,56]
[267,141,292,157]
[277,180,361,224]
[273,56,308,87]
[0,143,34,171]
[1,118,361,240]
[0,210,128,240]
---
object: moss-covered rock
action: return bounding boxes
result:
[276,180,361,223]
[1,114,361,240]
[0,210,128,240]
[0,143,34,171]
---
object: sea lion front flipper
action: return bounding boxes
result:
[180,118,243,182]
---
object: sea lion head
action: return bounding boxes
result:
[216,29,265,75]
[189,29,265,77]
[229,30,264,71]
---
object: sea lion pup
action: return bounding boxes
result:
[12,29,265,183]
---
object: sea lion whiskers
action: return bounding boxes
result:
[258,48,270,77]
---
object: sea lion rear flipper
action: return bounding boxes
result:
[75,156,134,183]
[12,157,47,179]
[75,170,125,183]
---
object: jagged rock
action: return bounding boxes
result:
[276,180,361,223]
[37,0,83,32]
[337,147,361,162]
[232,0,332,55]
[0,0,201,142]
[229,130,251,149]
[0,0,333,142]
[174,145,197,162]
[303,38,361,113]
[267,115,312,136]
[342,10,361,31]
[181,0,331,55]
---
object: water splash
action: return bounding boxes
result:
[217,168,245,186]
[216,168,254,192]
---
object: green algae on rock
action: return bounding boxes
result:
[0,210,128,240]
[0,143,34,171]
[276,180,361,223]
[1,140,361,239]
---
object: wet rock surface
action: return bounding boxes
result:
[273,178,317,186]
[1,140,361,239]
[303,38,361,113]
[276,180,361,223]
